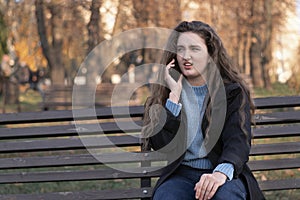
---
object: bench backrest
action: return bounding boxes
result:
[0,96,299,199]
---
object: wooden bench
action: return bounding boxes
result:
[0,96,299,199]
[41,83,142,110]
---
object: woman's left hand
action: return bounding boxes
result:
[194,172,227,200]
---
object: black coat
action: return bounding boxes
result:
[148,82,265,200]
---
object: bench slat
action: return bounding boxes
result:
[258,179,300,191]
[0,167,163,184]
[0,106,144,125]
[1,122,299,140]
[0,135,140,153]
[249,158,300,171]
[2,178,300,200]
[1,157,298,181]
[1,141,298,169]
[2,136,298,155]
[0,152,167,169]
[254,96,300,109]
[2,108,300,126]
[250,142,300,156]
[0,121,143,139]
[254,111,300,125]
[0,187,154,200]
[252,124,300,139]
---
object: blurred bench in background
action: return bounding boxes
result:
[41,83,143,110]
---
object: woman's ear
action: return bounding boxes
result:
[208,57,213,64]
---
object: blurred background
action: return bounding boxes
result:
[0,0,300,113]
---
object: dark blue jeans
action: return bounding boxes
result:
[153,165,247,200]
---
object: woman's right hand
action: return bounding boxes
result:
[164,59,183,103]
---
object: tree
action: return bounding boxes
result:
[0,9,8,59]
[35,0,65,86]
[87,0,103,54]
[0,8,8,97]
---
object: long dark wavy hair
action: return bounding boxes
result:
[142,21,254,149]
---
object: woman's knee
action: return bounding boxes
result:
[212,179,247,200]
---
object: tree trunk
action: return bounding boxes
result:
[87,0,102,54]
[49,3,64,86]
[261,0,274,90]
[249,0,264,88]
[35,0,64,86]
[250,33,264,87]
[244,32,252,76]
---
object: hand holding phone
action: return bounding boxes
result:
[165,59,183,103]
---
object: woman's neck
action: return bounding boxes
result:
[187,76,206,86]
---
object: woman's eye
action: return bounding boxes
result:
[177,48,183,52]
[192,47,201,51]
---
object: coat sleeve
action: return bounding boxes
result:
[149,109,182,151]
[217,85,252,178]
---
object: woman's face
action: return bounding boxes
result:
[176,32,210,86]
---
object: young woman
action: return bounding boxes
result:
[142,21,265,200]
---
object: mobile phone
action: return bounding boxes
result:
[168,59,181,81]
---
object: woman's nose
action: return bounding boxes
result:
[183,52,191,60]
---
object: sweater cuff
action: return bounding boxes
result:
[213,163,234,181]
[165,99,182,117]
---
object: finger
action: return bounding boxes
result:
[177,74,183,84]
[165,60,174,76]
[207,184,219,200]
[167,59,175,69]
[194,181,201,199]
[195,175,206,199]
[198,179,209,200]
[204,181,215,200]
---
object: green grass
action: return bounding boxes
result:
[253,82,298,98]
[0,88,42,113]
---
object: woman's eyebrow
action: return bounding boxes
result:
[177,44,202,48]
[190,45,202,48]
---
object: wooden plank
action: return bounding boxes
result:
[0,187,153,200]
[1,120,299,140]
[254,96,300,109]
[0,152,166,169]
[2,102,300,125]
[0,167,162,184]
[250,142,300,156]
[252,124,300,139]
[0,106,144,125]
[0,110,75,125]
[1,179,299,200]
[0,121,143,139]
[248,158,300,171]
[1,142,298,169]
[254,111,300,125]
[0,135,140,153]
[259,179,300,191]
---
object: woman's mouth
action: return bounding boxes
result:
[183,61,193,69]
